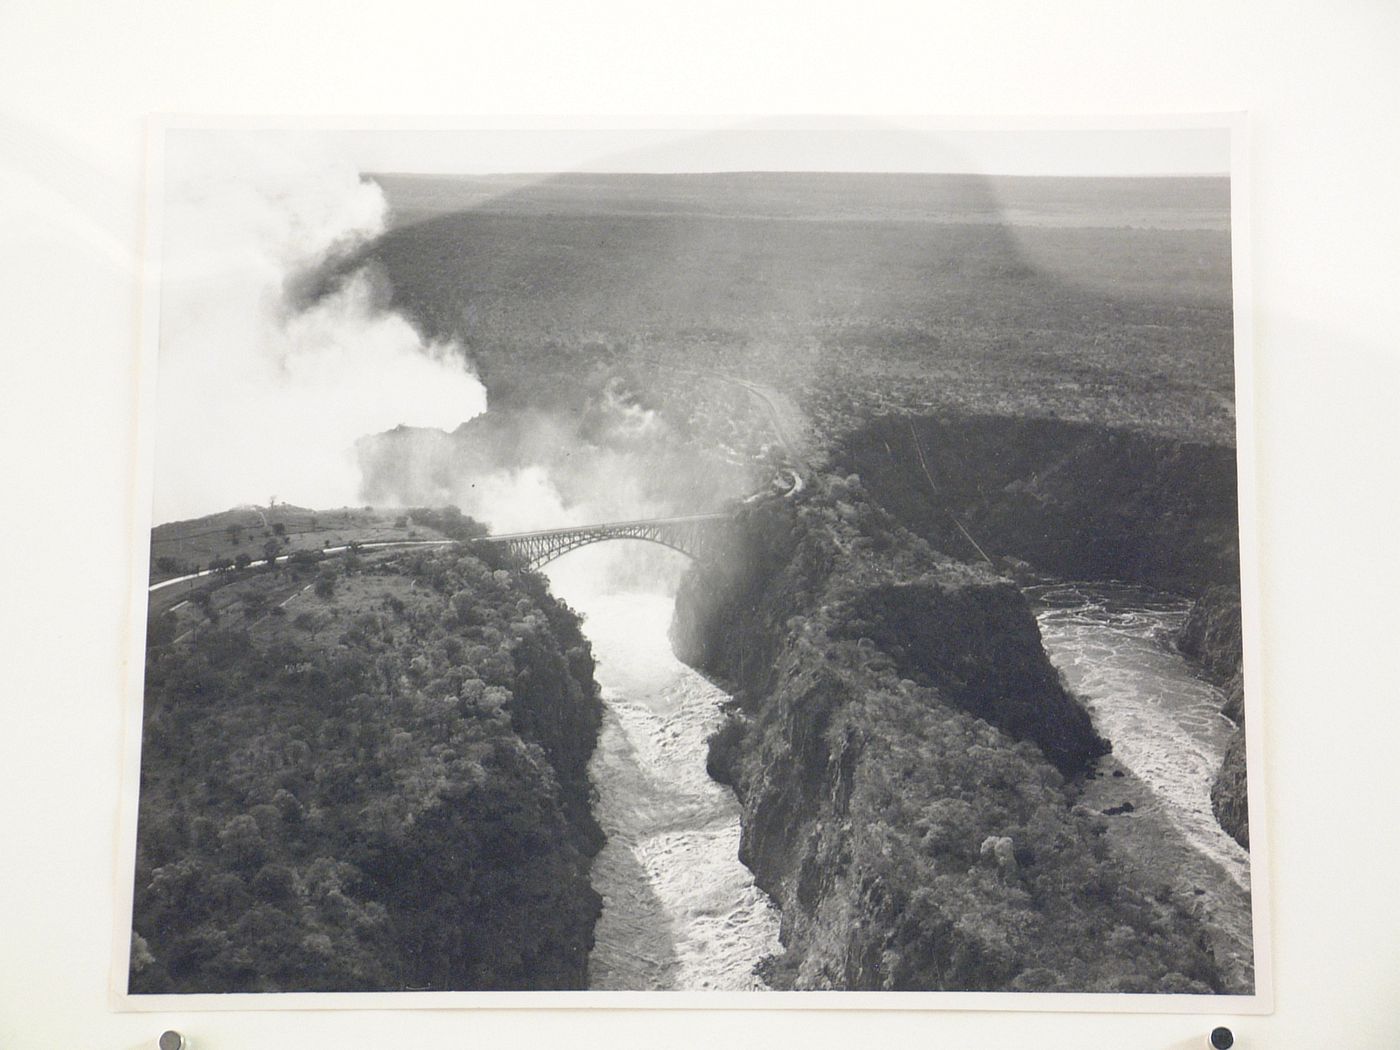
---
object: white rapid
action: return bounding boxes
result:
[543,551,782,991]
[1027,581,1250,891]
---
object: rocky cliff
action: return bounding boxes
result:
[839,413,1250,848]
[838,414,1240,596]
[1178,585,1250,848]
[673,484,1224,992]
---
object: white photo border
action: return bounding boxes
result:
[113,113,1269,1015]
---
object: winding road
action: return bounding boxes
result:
[147,539,455,594]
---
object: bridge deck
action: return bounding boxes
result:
[478,512,729,543]
[476,513,731,569]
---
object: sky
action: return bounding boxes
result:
[173,121,1234,178]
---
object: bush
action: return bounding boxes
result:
[705,717,747,786]
[287,550,323,574]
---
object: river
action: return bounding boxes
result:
[544,551,783,991]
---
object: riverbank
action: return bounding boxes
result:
[1076,752,1254,994]
[1029,581,1253,994]
[1177,585,1250,848]
[835,412,1249,848]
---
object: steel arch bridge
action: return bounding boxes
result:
[477,513,731,570]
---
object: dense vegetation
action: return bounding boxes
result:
[673,483,1226,992]
[354,172,1235,450]
[131,543,604,992]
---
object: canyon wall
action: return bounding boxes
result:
[838,414,1240,596]
[673,488,1224,992]
[838,414,1249,846]
[1178,585,1250,848]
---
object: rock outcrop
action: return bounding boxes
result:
[842,414,1251,849]
[673,484,1223,993]
[1178,585,1250,848]
[839,414,1240,596]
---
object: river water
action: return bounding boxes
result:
[1027,581,1250,892]
[543,548,783,991]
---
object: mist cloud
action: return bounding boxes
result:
[152,133,487,522]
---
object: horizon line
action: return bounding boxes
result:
[364,169,1231,180]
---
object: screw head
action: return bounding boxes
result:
[1209,1027,1234,1050]
[158,1031,185,1050]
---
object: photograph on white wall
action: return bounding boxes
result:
[119,121,1264,1008]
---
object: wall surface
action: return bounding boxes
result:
[2,3,1397,1048]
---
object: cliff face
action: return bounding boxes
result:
[673,486,1222,993]
[1178,586,1250,848]
[131,546,604,993]
[1178,584,1246,721]
[833,581,1103,775]
[841,414,1250,848]
[839,414,1240,596]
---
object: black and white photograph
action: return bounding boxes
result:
[121,122,1263,1004]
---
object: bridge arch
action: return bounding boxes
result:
[478,514,730,571]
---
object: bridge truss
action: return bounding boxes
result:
[477,513,731,570]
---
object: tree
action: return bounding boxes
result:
[287,550,323,574]
[218,814,266,871]
[226,524,243,546]
[234,553,252,570]
[272,523,286,537]
[314,569,338,599]
[263,539,280,565]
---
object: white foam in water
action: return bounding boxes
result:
[1028,582,1251,891]
[561,590,783,991]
